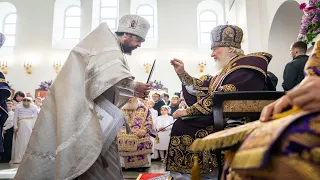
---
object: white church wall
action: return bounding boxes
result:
[255,0,306,90]
[225,0,307,91]
[224,0,249,53]
[0,2,16,56]
[225,0,308,53]
[261,0,307,52]
[0,0,225,97]
[0,0,56,95]
[52,0,81,49]
[268,1,304,90]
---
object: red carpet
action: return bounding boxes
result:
[136,173,163,180]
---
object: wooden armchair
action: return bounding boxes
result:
[209,91,284,179]
[212,91,285,132]
[180,91,285,179]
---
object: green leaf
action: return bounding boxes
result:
[313,23,320,31]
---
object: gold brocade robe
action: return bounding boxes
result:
[117,104,155,168]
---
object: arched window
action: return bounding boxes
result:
[197,0,225,48]
[199,10,217,44]
[64,6,81,39]
[100,0,119,31]
[2,13,17,47]
[136,5,154,39]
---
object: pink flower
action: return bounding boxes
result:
[300,3,307,10]
[305,6,316,14]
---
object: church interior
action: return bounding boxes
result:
[0,0,319,179]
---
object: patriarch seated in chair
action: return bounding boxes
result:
[190,40,320,180]
[166,24,275,180]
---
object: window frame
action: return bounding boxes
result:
[198,10,217,45]
[136,4,155,39]
[100,0,119,31]
[63,5,81,39]
[2,13,17,47]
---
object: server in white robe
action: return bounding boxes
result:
[147,100,159,159]
[14,15,150,180]
[154,106,174,161]
[10,97,38,164]
[1,101,15,162]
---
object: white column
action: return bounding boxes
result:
[80,0,93,38]
[245,0,264,52]
[119,0,130,18]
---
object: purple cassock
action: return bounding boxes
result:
[117,104,156,169]
[165,52,273,174]
[0,72,11,152]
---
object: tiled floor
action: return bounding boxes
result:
[0,163,18,179]
[0,161,166,179]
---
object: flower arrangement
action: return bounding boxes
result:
[38,80,52,91]
[148,80,165,90]
[298,0,320,45]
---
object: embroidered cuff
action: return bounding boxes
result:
[186,106,202,116]
[178,71,193,86]
[218,84,237,92]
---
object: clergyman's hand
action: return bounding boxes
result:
[134,82,150,99]
[286,76,320,111]
[259,95,292,122]
[170,58,185,75]
[260,76,320,122]
[172,109,187,119]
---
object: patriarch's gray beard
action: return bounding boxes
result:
[214,57,229,71]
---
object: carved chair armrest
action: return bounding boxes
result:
[212,91,285,132]
[180,115,210,121]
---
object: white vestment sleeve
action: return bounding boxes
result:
[32,107,38,128]
[3,112,14,130]
[115,79,137,108]
[116,79,136,97]
[13,108,19,129]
